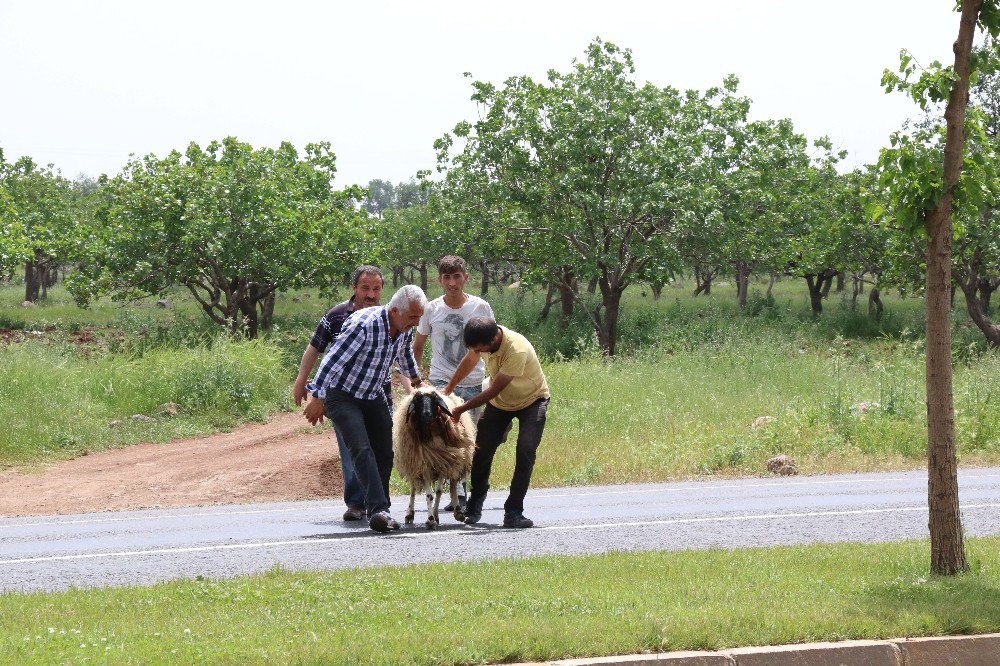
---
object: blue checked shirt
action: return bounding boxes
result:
[307,306,420,401]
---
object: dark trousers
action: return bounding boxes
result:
[470,397,549,514]
[325,389,394,516]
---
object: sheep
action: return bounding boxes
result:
[392,387,476,529]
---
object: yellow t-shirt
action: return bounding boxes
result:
[484,326,550,411]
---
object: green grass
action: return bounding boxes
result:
[0,339,290,468]
[2,538,1000,664]
[456,334,1000,492]
[4,276,1000,479]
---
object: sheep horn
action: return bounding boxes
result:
[432,392,453,417]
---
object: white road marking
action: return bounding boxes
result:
[4,472,998,530]
[0,505,343,529]
[535,473,1000,499]
[3,503,998,566]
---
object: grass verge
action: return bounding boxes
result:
[2,538,999,664]
[0,339,289,468]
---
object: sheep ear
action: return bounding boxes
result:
[432,393,453,417]
[407,400,418,418]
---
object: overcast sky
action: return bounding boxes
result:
[0,1,962,187]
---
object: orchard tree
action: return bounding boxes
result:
[432,162,527,297]
[0,152,82,302]
[0,187,30,278]
[715,119,816,309]
[76,137,369,338]
[379,200,456,291]
[363,179,395,218]
[878,0,1000,575]
[953,43,1000,344]
[780,143,863,316]
[437,39,720,355]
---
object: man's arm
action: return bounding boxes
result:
[293,344,321,406]
[451,373,513,420]
[412,332,429,371]
[397,332,422,388]
[443,349,481,395]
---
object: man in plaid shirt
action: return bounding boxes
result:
[305,285,427,533]
[292,266,387,522]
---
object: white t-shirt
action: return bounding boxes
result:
[416,294,495,386]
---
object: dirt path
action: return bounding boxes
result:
[0,412,343,517]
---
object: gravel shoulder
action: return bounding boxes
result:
[0,412,342,517]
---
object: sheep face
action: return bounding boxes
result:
[405,390,453,442]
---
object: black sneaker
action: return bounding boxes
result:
[369,511,395,533]
[502,512,534,528]
[464,497,484,525]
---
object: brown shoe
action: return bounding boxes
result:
[343,506,365,521]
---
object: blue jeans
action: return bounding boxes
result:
[432,381,484,426]
[332,384,392,509]
[334,423,365,508]
[325,389,394,517]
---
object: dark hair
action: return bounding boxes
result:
[437,255,467,275]
[464,317,498,347]
[351,265,384,287]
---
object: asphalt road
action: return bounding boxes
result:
[3,467,1000,593]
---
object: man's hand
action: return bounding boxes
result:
[304,395,325,426]
[292,379,308,406]
[450,403,466,423]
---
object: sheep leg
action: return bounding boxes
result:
[450,479,465,522]
[405,487,416,524]
[457,474,469,513]
[425,482,440,529]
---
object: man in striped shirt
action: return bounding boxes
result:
[305,285,427,533]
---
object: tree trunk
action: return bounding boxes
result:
[960,280,1000,348]
[556,267,575,329]
[539,281,557,321]
[766,273,777,299]
[418,263,428,292]
[651,282,663,300]
[24,258,41,303]
[835,271,846,293]
[241,302,258,339]
[805,275,824,315]
[587,276,598,294]
[480,261,490,296]
[595,280,624,356]
[259,292,276,333]
[820,272,835,298]
[924,0,981,576]
[977,277,998,314]
[868,287,883,320]
[693,265,714,296]
[957,258,1000,348]
[735,261,750,310]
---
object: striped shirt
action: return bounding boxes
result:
[308,306,419,401]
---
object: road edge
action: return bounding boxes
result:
[511,632,1000,665]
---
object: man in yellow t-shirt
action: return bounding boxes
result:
[445,317,550,528]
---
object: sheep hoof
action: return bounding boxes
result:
[425,518,437,530]
[453,509,466,522]
[404,514,414,524]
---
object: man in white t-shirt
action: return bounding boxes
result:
[412,255,495,511]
